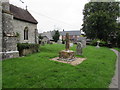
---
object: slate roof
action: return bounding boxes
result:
[40,32,53,40]
[10,4,38,24]
[60,30,81,36]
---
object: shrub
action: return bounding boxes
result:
[90,39,106,46]
[17,43,40,56]
[62,40,65,44]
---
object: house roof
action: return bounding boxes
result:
[10,4,38,24]
[40,32,53,40]
[60,30,81,36]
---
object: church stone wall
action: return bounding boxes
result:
[1,0,19,60]
[1,0,9,11]
[0,0,38,60]
[0,1,2,60]
[13,19,38,44]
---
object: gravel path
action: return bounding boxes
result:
[109,49,119,89]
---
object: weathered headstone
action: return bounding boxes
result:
[76,42,83,55]
[57,40,62,44]
[81,40,86,48]
[70,43,73,47]
[77,37,86,48]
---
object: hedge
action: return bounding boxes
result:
[17,43,39,56]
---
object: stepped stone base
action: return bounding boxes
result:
[50,57,86,66]
[0,51,19,60]
[59,50,75,61]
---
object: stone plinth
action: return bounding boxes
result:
[2,51,19,60]
[50,57,86,66]
[59,50,75,61]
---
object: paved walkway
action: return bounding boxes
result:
[109,49,119,89]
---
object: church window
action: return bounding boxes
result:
[24,27,28,40]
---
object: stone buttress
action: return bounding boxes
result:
[0,0,19,60]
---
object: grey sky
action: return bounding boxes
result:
[10,0,90,33]
[9,0,120,33]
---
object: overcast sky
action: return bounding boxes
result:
[9,0,90,33]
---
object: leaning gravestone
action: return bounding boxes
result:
[76,42,83,55]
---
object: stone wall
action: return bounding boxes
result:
[0,0,38,60]
[1,0,9,11]
[19,48,38,56]
[1,0,19,60]
[12,19,38,44]
[0,1,2,60]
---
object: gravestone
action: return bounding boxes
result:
[57,40,62,44]
[77,37,86,48]
[76,42,83,55]
[81,40,86,48]
[70,43,73,47]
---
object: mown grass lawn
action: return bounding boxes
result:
[2,44,117,88]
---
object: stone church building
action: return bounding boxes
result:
[0,0,38,60]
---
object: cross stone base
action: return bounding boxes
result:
[59,50,75,61]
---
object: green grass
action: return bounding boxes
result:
[2,44,117,88]
[113,48,120,52]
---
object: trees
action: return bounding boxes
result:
[53,30,60,42]
[82,2,119,44]
[116,23,120,47]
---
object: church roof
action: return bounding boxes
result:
[10,4,38,24]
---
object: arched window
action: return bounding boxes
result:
[24,27,28,40]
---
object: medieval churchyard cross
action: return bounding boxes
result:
[51,33,86,65]
[65,33,70,51]
[59,33,75,61]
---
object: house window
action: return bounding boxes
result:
[24,27,28,40]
